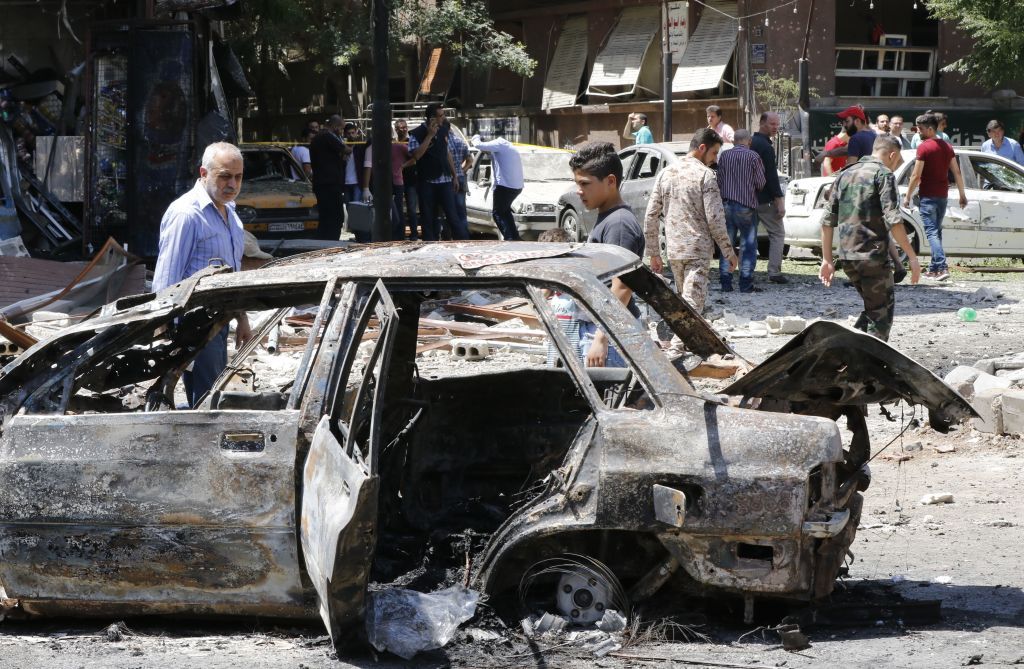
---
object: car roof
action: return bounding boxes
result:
[205,241,635,288]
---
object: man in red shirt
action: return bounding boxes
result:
[902,113,967,281]
[822,130,848,176]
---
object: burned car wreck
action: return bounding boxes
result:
[0,242,975,646]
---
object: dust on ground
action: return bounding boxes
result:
[2,257,1023,669]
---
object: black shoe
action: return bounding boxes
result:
[721,284,734,292]
[843,280,855,288]
[768,275,790,284]
[740,286,763,293]
[893,266,907,284]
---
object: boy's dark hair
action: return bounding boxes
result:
[915,113,938,130]
[538,228,572,243]
[690,128,723,151]
[425,103,442,120]
[568,141,623,186]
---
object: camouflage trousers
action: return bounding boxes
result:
[842,259,895,341]
[669,258,710,314]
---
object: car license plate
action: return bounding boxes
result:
[791,192,806,206]
[268,221,304,232]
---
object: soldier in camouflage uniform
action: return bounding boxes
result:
[644,128,737,315]
[820,134,921,340]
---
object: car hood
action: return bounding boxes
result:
[721,321,977,424]
[237,181,316,208]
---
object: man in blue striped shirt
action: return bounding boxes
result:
[152,142,251,407]
[716,129,766,292]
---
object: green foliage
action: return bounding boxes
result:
[754,73,815,113]
[924,0,1024,87]
[399,0,536,77]
[226,0,536,84]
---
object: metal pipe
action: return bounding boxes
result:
[661,0,672,141]
[371,0,393,242]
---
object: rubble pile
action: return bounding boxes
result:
[943,353,1024,436]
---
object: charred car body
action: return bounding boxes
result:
[0,242,973,644]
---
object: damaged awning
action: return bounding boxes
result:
[418,48,457,99]
[541,16,589,110]
[671,0,738,93]
[586,6,661,99]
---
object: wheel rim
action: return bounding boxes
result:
[562,210,582,242]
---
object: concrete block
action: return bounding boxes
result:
[450,339,490,361]
[944,365,981,399]
[973,371,1012,396]
[1001,390,1024,436]
[972,387,1005,434]
[766,315,807,335]
[974,359,997,375]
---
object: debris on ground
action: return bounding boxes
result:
[365,585,479,659]
[920,493,955,505]
[101,621,133,642]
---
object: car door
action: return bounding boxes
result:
[621,148,660,218]
[0,362,308,618]
[464,152,494,233]
[966,154,1024,254]
[300,279,398,646]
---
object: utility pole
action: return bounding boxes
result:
[371,0,393,241]
[798,0,816,178]
[661,0,672,141]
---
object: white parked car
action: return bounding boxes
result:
[784,149,1024,258]
[465,144,574,238]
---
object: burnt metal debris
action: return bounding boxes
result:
[0,241,975,651]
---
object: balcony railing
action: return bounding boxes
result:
[834,44,937,97]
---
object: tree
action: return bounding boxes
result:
[754,73,816,115]
[225,0,535,123]
[924,0,1024,87]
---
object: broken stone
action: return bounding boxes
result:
[932,575,953,584]
[980,519,1015,528]
[943,365,981,398]
[765,315,807,335]
[934,444,956,454]
[964,287,1002,303]
[1000,390,1024,437]
[996,304,1012,315]
[920,493,954,505]
[972,387,1005,434]
[775,623,811,651]
[974,358,997,375]
[973,371,1012,396]
[595,609,627,633]
[903,441,923,453]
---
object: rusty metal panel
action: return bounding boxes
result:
[0,410,313,618]
[301,417,378,645]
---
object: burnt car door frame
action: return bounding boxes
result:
[299,279,399,646]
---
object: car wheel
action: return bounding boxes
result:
[560,208,584,242]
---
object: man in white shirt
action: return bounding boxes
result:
[470,134,524,240]
[706,104,735,143]
[290,125,315,179]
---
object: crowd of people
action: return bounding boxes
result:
[291,104,526,244]
[149,101,1024,393]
